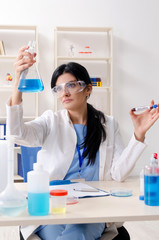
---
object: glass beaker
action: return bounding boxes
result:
[18,41,44,92]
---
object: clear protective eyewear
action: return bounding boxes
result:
[52,80,87,98]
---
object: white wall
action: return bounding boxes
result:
[1,0,159,175]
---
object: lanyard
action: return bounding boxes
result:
[76,143,86,177]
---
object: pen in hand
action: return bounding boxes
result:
[131,104,158,112]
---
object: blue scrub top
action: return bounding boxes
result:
[64,124,99,181]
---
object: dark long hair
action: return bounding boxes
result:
[51,62,106,165]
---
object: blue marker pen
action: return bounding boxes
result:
[132,104,158,112]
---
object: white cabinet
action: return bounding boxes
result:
[54,26,113,115]
[0,25,39,121]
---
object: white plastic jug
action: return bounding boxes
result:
[27,162,49,216]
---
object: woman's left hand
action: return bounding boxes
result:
[130,100,159,142]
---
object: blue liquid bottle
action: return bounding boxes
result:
[27,162,49,216]
[144,153,159,206]
[18,41,44,92]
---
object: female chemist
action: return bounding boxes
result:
[7,46,159,240]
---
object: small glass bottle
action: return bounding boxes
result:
[144,153,159,206]
[139,168,144,200]
[18,41,44,92]
[27,162,49,216]
[50,189,68,214]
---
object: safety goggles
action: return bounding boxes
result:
[52,80,87,98]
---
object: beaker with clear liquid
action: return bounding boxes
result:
[18,41,44,92]
[0,136,27,216]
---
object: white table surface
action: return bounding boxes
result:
[1,177,159,226]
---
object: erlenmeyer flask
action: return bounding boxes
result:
[18,41,44,92]
[0,136,27,216]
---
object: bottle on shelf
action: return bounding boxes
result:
[18,41,44,93]
[27,162,49,216]
[6,73,13,86]
[68,44,75,57]
[144,153,159,206]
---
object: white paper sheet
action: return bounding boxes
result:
[50,182,109,198]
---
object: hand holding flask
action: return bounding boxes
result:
[18,41,44,92]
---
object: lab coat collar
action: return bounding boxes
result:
[65,109,73,124]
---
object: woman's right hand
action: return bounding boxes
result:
[14,46,36,87]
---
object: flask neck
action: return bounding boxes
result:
[27,41,35,54]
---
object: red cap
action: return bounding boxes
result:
[50,189,68,196]
[154,153,158,159]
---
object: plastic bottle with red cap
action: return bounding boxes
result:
[144,153,159,206]
[50,189,68,214]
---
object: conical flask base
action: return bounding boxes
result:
[18,78,44,92]
[0,183,27,217]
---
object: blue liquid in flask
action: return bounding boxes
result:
[18,78,44,92]
[28,192,49,216]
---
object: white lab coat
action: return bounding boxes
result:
[6,101,146,239]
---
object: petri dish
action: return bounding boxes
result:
[110,189,132,197]
[67,195,79,205]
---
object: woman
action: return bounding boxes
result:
[7,46,159,240]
